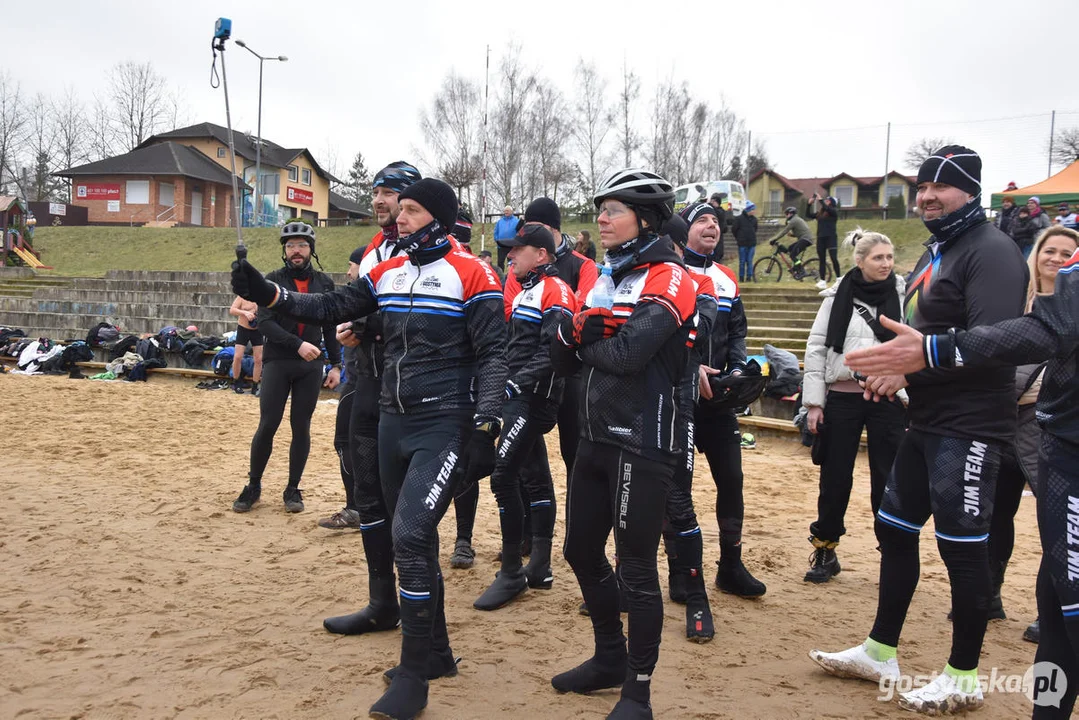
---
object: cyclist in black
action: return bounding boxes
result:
[811,146,1027,714]
[846,228,1079,720]
[233,178,507,720]
[680,202,766,598]
[551,169,696,720]
[322,161,421,637]
[473,222,578,611]
[232,220,341,514]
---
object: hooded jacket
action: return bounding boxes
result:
[259,265,340,365]
[551,236,697,460]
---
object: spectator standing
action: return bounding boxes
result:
[228,296,263,395]
[1028,197,1053,251]
[807,193,841,287]
[801,229,906,583]
[733,202,759,282]
[995,196,1019,239]
[494,205,518,269]
[1054,202,1078,230]
[1012,205,1039,256]
[575,229,597,260]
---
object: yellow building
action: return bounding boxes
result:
[139,122,341,226]
[748,169,916,218]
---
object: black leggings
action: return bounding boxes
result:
[811,392,905,543]
[378,409,472,668]
[249,357,323,487]
[564,438,673,679]
[986,449,1027,580]
[334,379,357,511]
[350,375,388,528]
[489,395,559,548]
[817,235,840,278]
[871,429,1001,671]
[695,410,744,548]
[1032,434,1079,718]
[557,374,582,476]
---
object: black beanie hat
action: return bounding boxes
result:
[679,202,720,227]
[349,246,366,265]
[524,197,561,230]
[398,178,459,230]
[916,145,982,197]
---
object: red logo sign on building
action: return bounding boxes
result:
[286,186,314,206]
[76,183,121,200]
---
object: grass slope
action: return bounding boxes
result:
[28,217,931,277]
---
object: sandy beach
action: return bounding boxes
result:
[0,374,1045,719]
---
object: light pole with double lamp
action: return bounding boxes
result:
[234,40,287,226]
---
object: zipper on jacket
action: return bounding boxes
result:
[394,269,419,414]
[668,385,677,453]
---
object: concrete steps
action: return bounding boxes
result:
[741,284,823,362]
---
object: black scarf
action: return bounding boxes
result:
[520,263,558,290]
[922,194,986,247]
[605,233,660,279]
[399,219,446,257]
[825,269,900,353]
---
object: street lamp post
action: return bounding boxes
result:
[235,40,287,226]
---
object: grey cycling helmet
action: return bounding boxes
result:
[280,220,316,246]
[594,168,675,211]
[784,206,798,215]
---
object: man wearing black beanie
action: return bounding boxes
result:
[811,145,1027,714]
[232,174,507,720]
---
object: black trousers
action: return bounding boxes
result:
[557,374,582,477]
[333,379,357,511]
[564,439,674,678]
[350,375,390,529]
[490,395,559,547]
[810,391,905,543]
[249,357,323,486]
[1032,434,1079,718]
[695,410,744,547]
[378,409,472,653]
[817,234,840,278]
[986,449,1027,577]
[871,429,1000,671]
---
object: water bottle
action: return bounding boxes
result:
[591,265,616,310]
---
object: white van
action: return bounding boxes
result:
[673,180,748,216]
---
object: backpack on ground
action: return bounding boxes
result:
[87,322,121,346]
[135,337,164,363]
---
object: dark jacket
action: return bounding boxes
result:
[683,248,748,377]
[995,204,1019,239]
[273,235,507,419]
[903,219,1027,443]
[551,236,697,460]
[1011,215,1038,248]
[258,266,340,366]
[806,200,838,239]
[505,267,578,400]
[929,253,1079,448]
[733,213,759,248]
[503,233,598,317]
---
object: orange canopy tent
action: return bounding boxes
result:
[991,160,1079,209]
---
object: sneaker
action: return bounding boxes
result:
[232,483,261,513]
[283,487,304,513]
[897,670,983,715]
[251,382,260,397]
[804,543,841,584]
[317,507,360,529]
[815,279,828,290]
[449,539,476,569]
[808,642,901,684]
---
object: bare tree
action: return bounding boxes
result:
[746,139,772,179]
[419,71,483,202]
[1050,126,1079,167]
[572,61,612,198]
[16,94,61,202]
[647,79,692,183]
[615,60,640,168]
[108,61,168,150]
[87,95,118,161]
[701,100,747,179]
[0,72,27,194]
[522,79,571,200]
[489,45,536,208]
[904,137,953,171]
[52,87,89,200]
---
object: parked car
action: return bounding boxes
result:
[673,180,748,216]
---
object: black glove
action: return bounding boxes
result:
[463,416,500,480]
[231,258,284,307]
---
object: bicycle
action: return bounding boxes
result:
[752,240,833,284]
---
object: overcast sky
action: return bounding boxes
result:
[7,0,1077,200]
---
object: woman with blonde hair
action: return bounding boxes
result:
[987,225,1079,643]
[801,227,907,583]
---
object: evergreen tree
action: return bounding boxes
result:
[345,151,372,211]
